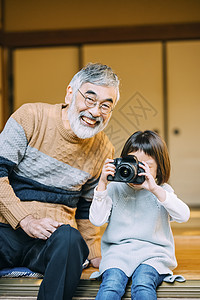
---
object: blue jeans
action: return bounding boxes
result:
[95,264,166,300]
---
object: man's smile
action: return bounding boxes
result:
[81,116,100,127]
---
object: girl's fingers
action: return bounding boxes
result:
[104,164,115,172]
[105,158,114,164]
[105,165,115,171]
[141,161,149,169]
[139,162,151,174]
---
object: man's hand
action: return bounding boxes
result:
[90,257,101,268]
[20,215,63,240]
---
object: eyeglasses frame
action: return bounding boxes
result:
[78,89,113,115]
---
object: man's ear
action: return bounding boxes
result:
[65,85,73,105]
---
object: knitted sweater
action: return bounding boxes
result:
[0,102,114,259]
[89,182,190,276]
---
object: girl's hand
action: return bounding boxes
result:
[135,161,166,202]
[97,159,116,191]
[135,161,158,192]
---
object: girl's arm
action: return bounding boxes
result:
[137,161,190,223]
[159,190,190,223]
[89,187,112,226]
[89,159,115,226]
[149,182,190,223]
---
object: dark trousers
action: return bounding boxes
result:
[0,223,89,300]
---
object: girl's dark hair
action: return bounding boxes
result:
[121,130,170,185]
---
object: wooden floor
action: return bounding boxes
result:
[171,208,200,280]
[82,208,200,280]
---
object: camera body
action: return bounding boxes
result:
[107,155,145,184]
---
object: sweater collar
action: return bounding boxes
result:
[55,103,89,144]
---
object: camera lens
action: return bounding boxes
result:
[118,164,136,182]
[119,166,131,178]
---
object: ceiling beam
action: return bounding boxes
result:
[0,23,200,48]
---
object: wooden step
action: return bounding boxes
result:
[0,278,200,299]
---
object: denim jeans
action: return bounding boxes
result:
[95,264,166,300]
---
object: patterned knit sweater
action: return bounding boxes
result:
[0,102,114,259]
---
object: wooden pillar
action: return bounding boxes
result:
[0,0,13,130]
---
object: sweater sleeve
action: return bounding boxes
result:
[160,188,190,223]
[89,187,113,226]
[0,105,35,228]
[76,219,101,260]
[81,141,114,202]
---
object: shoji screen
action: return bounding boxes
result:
[82,42,164,157]
[167,41,200,206]
[13,47,79,110]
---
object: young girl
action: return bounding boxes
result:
[89,130,190,300]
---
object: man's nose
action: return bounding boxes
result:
[87,104,102,117]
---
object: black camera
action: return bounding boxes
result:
[107,155,145,184]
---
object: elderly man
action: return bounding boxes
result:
[0,63,120,299]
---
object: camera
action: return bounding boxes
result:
[107,155,145,184]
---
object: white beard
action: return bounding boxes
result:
[67,98,110,139]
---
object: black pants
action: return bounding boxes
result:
[0,223,89,300]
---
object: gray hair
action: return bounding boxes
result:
[69,63,120,104]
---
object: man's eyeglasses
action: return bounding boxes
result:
[78,89,113,115]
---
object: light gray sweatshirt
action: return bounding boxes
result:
[89,182,190,278]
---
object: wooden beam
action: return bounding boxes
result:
[1,47,13,127]
[0,23,200,48]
